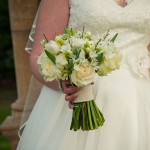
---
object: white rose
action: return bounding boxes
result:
[37,51,47,65]
[44,41,60,55]
[106,55,121,69]
[40,58,57,81]
[97,54,122,76]
[71,63,94,86]
[97,61,112,76]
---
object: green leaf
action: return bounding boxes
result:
[72,47,81,59]
[45,50,56,64]
[64,27,74,36]
[96,53,103,65]
[110,33,118,43]
[68,59,74,73]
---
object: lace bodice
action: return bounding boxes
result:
[68,0,150,80]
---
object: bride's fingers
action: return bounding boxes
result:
[65,93,78,102]
[68,101,74,109]
[63,86,81,94]
[61,80,73,88]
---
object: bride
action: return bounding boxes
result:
[17,0,150,149]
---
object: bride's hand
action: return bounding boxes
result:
[61,80,81,109]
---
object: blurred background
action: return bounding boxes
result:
[0,0,40,150]
[0,0,16,149]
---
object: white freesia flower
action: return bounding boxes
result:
[71,37,86,48]
[45,41,60,55]
[100,42,117,59]
[88,41,95,50]
[83,31,92,39]
[56,53,68,68]
[60,42,71,52]
[55,35,64,45]
[75,31,82,38]
[71,63,94,86]
[89,50,98,59]
[79,50,86,60]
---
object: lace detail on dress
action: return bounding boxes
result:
[128,54,150,80]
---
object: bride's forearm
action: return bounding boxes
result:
[28,0,69,91]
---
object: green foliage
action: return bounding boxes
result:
[64,27,75,36]
[0,0,15,80]
[96,53,103,65]
[110,33,118,43]
[45,50,56,64]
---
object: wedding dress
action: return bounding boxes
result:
[17,0,150,149]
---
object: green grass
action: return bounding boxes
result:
[0,88,17,150]
[0,108,11,124]
[0,133,11,150]
[0,108,11,150]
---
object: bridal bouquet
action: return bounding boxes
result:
[37,27,122,131]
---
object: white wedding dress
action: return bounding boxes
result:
[17,0,150,149]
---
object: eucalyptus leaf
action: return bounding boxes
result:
[45,50,56,64]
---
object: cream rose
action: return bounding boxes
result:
[97,61,112,76]
[40,58,57,81]
[37,51,47,65]
[97,54,121,76]
[45,41,60,55]
[71,63,94,86]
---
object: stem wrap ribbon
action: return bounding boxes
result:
[74,85,94,103]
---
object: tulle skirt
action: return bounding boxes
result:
[17,66,150,150]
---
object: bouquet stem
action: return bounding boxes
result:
[70,85,105,131]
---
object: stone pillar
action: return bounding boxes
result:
[0,0,40,149]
